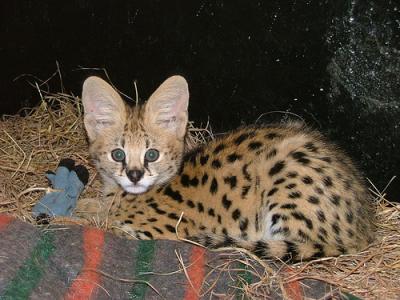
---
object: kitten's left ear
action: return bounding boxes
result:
[145,75,189,138]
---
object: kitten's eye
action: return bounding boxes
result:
[111,148,126,162]
[144,149,159,162]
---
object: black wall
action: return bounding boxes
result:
[1,1,399,200]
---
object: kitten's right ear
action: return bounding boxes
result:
[82,76,126,141]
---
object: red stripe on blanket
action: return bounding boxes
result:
[282,267,303,300]
[184,246,206,300]
[65,227,105,300]
[0,214,14,231]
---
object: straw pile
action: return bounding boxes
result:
[0,90,399,299]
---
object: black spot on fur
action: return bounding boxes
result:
[313,167,324,174]
[186,199,195,208]
[165,224,176,233]
[319,227,328,237]
[298,229,310,241]
[323,176,333,187]
[312,243,325,258]
[179,174,199,187]
[145,198,154,204]
[241,185,251,198]
[210,178,218,194]
[320,156,332,163]
[274,178,286,185]
[347,229,354,238]
[211,159,222,169]
[121,191,128,197]
[227,153,242,163]
[288,191,302,199]
[267,187,278,196]
[215,235,235,248]
[282,241,298,262]
[331,222,341,235]
[148,203,167,215]
[200,155,209,165]
[208,208,215,217]
[234,132,255,145]
[239,218,249,231]
[180,174,190,187]
[346,211,354,224]
[269,203,278,211]
[302,176,313,184]
[224,176,237,189]
[164,186,184,203]
[242,163,252,181]
[222,194,232,210]
[291,212,313,229]
[124,219,133,224]
[143,231,153,239]
[287,171,298,178]
[147,218,157,222]
[201,173,209,185]
[213,144,226,154]
[330,194,341,206]
[285,183,297,189]
[152,226,163,234]
[232,209,241,220]
[308,196,320,204]
[217,215,222,224]
[248,141,263,151]
[255,213,260,232]
[292,151,307,160]
[304,142,318,152]
[265,148,277,159]
[271,213,283,226]
[315,187,324,195]
[281,203,297,209]
[253,240,269,258]
[298,157,311,165]
[197,202,204,213]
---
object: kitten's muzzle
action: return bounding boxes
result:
[126,169,144,184]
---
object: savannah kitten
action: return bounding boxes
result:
[81,75,375,262]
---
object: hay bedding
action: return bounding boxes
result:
[0,91,399,299]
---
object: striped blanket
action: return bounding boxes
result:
[0,214,347,299]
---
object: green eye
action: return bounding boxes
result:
[144,149,159,162]
[111,148,126,162]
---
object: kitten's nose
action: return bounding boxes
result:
[126,169,144,184]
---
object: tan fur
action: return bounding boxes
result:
[80,76,375,262]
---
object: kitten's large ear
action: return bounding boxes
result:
[145,75,189,138]
[82,76,126,141]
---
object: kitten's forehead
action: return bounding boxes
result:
[121,105,148,144]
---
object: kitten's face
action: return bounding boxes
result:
[82,76,189,194]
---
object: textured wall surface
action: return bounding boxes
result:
[0,0,398,200]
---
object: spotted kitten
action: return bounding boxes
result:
[81,75,375,262]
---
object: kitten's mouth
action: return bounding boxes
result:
[116,176,154,194]
[123,184,149,194]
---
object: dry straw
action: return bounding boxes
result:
[0,88,399,299]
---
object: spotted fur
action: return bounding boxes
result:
[80,75,375,262]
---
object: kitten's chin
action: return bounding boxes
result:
[116,176,155,194]
[123,185,150,194]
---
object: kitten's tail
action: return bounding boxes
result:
[189,234,328,262]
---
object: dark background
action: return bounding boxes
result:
[1,1,399,201]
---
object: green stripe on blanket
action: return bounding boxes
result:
[129,240,156,300]
[1,231,56,299]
